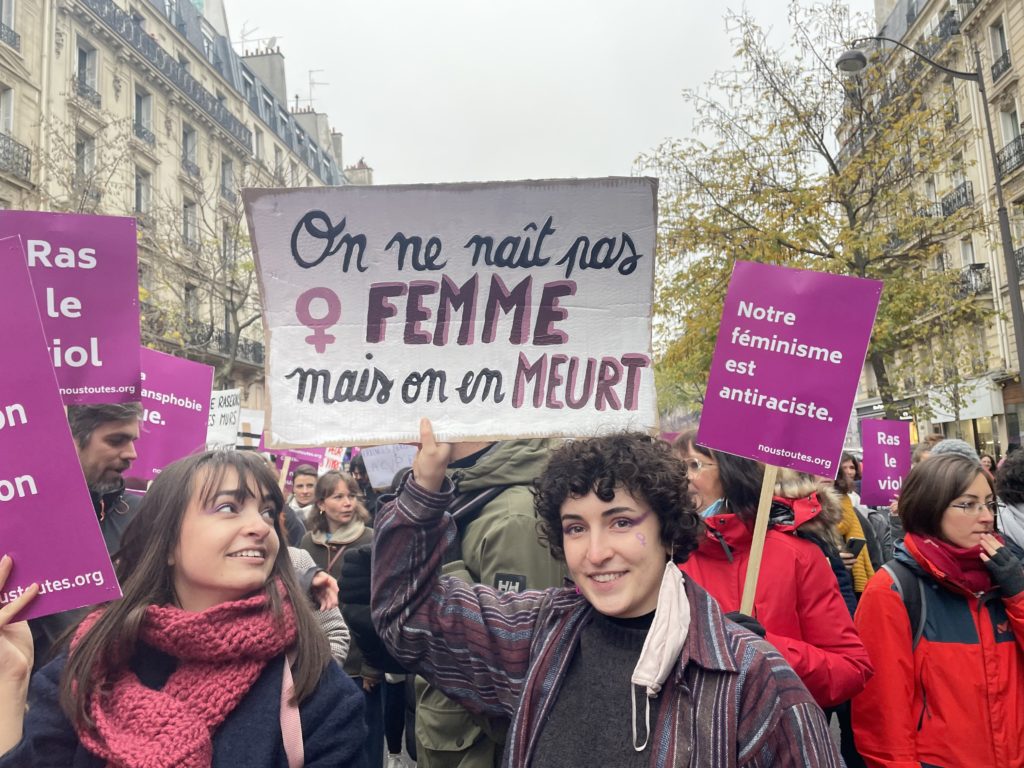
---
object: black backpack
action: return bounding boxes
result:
[882,560,927,649]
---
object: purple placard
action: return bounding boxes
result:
[0,237,121,620]
[860,419,912,505]
[0,210,141,404]
[697,261,882,476]
[129,348,214,484]
[273,448,327,493]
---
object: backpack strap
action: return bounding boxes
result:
[443,485,510,565]
[882,561,927,649]
[281,653,303,768]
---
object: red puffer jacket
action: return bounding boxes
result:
[680,510,872,708]
[851,536,1024,768]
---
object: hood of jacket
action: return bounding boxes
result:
[448,438,555,493]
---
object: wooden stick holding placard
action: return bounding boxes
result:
[739,463,780,615]
[278,456,292,491]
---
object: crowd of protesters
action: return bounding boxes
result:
[1,408,1023,767]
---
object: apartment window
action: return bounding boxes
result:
[924,175,937,202]
[177,53,189,74]
[289,160,298,186]
[951,154,966,188]
[273,145,283,181]
[242,72,255,103]
[261,91,273,122]
[1001,105,1021,144]
[74,131,95,178]
[184,283,198,319]
[0,85,11,135]
[220,155,234,199]
[0,0,13,30]
[134,86,152,129]
[134,166,151,214]
[960,236,975,267]
[221,221,234,265]
[76,38,97,88]
[278,108,289,137]
[182,200,198,248]
[254,127,264,160]
[991,20,1008,57]
[129,7,146,30]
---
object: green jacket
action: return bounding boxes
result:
[416,439,566,768]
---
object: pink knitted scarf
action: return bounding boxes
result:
[72,582,297,768]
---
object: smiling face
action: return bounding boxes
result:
[170,468,280,612]
[318,477,358,532]
[841,459,858,482]
[939,471,996,549]
[292,473,316,506]
[560,487,668,618]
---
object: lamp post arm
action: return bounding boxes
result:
[849,35,980,82]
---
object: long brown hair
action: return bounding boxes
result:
[60,450,331,729]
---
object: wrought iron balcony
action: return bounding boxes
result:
[79,0,251,151]
[955,263,991,298]
[915,203,944,218]
[0,133,31,181]
[73,77,101,108]
[181,156,200,178]
[993,50,1012,82]
[181,232,200,251]
[958,1,979,22]
[941,181,974,215]
[939,9,960,38]
[220,185,237,204]
[1015,245,1024,275]
[133,122,155,145]
[0,21,20,51]
[998,135,1024,177]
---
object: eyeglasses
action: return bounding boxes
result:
[682,458,717,474]
[948,500,1000,515]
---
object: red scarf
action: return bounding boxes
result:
[906,532,995,594]
[72,581,297,768]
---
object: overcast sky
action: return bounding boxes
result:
[226,1,876,185]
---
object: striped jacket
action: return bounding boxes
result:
[371,478,841,767]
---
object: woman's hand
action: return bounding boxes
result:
[310,571,339,612]
[980,534,1024,598]
[412,418,452,493]
[0,554,39,754]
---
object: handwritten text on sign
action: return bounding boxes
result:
[245,178,658,445]
[698,261,882,475]
[860,419,911,505]
[0,211,141,404]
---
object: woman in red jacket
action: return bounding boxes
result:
[673,432,872,709]
[851,453,1024,768]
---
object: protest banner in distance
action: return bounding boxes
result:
[0,211,141,404]
[359,444,418,489]
[129,348,214,483]
[244,178,658,446]
[207,388,241,449]
[0,237,120,620]
[269,447,326,492]
[320,446,348,473]
[860,419,911,505]
[698,261,882,477]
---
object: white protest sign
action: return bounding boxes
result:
[245,178,658,446]
[359,444,418,489]
[320,446,347,473]
[207,388,241,449]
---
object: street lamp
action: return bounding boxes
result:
[837,36,1024,378]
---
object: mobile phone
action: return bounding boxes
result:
[845,537,867,558]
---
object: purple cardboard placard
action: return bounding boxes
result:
[0,237,121,620]
[860,419,912,506]
[697,261,882,477]
[0,210,142,404]
[272,448,327,494]
[129,348,214,483]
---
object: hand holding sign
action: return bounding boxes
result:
[413,418,452,493]
[0,554,37,754]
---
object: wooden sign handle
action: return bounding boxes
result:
[739,463,779,615]
[278,456,292,491]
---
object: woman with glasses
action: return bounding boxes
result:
[671,431,871,711]
[851,453,1024,768]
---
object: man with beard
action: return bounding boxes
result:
[29,402,142,666]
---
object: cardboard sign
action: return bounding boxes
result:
[245,178,658,446]
[319,446,348,473]
[207,388,241,449]
[697,261,882,476]
[238,408,264,449]
[860,419,911,505]
[0,211,141,404]
[0,237,120,620]
[129,348,213,483]
[359,444,418,489]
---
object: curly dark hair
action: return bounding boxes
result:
[533,433,702,564]
[996,449,1024,505]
